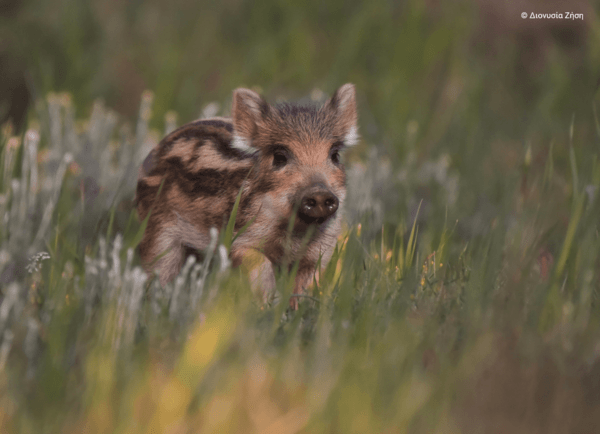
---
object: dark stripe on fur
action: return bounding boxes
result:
[165,156,250,197]
[254,175,276,194]
[197,132,253,160]
[157,126,198,155]
[205,211,229,229]
[191,119,233,132]
[135,179,158,208]
[157,120,234,157]
[156,121,252,162]
[144,163,168,177]
[231,194,254,230]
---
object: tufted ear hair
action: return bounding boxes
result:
[324,83,359,146]
[231,88,270,154]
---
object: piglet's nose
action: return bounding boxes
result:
[298,186,339,224]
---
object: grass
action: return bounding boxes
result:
[0,2,599,430]
[0,84,599,433]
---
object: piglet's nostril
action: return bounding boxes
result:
[298,188,339,224]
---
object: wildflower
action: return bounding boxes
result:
[68,161,82,176]
[139,90,154,121]
[310,88,324,101]
[201,103,220,119]
[35,149,49,165]
[7,137,20,150]
[59,92,72,107]
[218,245,231,272]
[26,130,39,143]
[25,252,50,274]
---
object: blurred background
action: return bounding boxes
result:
[1,0,599,231]
[1,0,598,138]
[1,1,600,432]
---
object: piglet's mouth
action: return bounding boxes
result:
[279,212,333,237]
[297,213,329,226]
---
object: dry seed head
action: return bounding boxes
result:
[7,137,21,150]
[59,92,72,107]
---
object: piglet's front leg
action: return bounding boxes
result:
[245,254,316,310]
[289,266,318,310]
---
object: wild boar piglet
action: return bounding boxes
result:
[135,84,359,308]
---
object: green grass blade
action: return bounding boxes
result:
[231,214,258,245]
[223,168,254,249]
[223,184,244,250]
[543,141,554,191]
[404,200,422,273]
[569,145,578,200]
[106,204,116,239]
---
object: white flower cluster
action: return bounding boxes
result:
[0,91,163,369]
[25,252,51,274]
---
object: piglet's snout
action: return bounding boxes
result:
[298,185,339,224]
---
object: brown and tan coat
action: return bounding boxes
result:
[135,84,358,308]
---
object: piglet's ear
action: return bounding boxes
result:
[325,83,359,147]
[231,88,269,153]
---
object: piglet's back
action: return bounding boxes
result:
[135,117,254,223]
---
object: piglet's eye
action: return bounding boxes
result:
[273,151,288,169]
[331,151,340,164]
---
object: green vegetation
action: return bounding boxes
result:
[1,0,600,432]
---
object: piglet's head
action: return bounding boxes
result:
[231,84,359,231]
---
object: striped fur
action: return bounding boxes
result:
[135,84,359,309]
